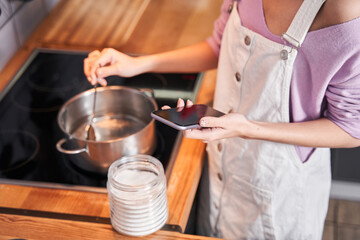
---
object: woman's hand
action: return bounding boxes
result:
[185,113,252,141]
[83,42,218,86]
[163,98,252,142]
[84,48,146,86]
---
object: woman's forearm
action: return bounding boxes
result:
[138,41,218,73]
[249,118,360,148]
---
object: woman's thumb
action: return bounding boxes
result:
[199,116,222,128]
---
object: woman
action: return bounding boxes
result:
[84,0,360,239]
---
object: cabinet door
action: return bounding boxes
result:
[0,17,19,72]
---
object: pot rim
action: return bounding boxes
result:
[57,85,158,143]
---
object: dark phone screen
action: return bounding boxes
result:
[153,104,224,127]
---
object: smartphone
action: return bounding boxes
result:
[151,104,224,130]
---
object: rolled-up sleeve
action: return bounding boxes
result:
[325,55,360,139]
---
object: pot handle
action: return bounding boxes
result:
[56,138,87,154]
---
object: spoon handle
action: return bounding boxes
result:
[92,84,97,120]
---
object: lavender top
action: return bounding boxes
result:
[207,0,360,162]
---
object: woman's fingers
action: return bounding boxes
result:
[176,98,193,108]
[186,99,193,107]
[85,49,117,85]
[161,105,171,110]
[84,57,96,83]
[199,116,223,128]
[96,65,119,80]
[88,50,100,58]
[177,98,185,108]
[85,50,100,80]
[97,78,108,87]
[84,58,101,85]
[162,98,193,111]
[183,126,222,140]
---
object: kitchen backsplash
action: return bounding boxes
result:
[0,0,59,72]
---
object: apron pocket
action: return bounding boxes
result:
[219,175,276,240]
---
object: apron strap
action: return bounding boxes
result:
[282,0,326,48]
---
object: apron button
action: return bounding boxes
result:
[217,143,222,152]
[244,35,251,46]
[235,72,241,82]
[227,4,233,13]
[280,49,288,60]
[217,173,223,181]
[214,201,219,209]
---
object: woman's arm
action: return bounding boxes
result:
[249,118,360,148]
[139,41,218,73]
[184,113,360,148]
[84,41,218,85]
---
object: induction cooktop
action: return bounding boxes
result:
[0,48,203,193]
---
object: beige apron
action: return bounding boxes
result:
[197,0,330,239]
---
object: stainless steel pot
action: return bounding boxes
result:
[56,86,158,174]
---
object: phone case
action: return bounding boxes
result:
[151,112,200,130]
[151,104,224,131]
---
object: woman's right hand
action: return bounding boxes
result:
[84,48,145,86]
[166,99,253,142]
[161,98,194,110]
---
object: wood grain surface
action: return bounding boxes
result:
[0,213,219,240]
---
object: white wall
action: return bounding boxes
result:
[0,0,59,72]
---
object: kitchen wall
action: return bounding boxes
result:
[0,0,59,72]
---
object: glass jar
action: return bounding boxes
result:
[107,154,168,236]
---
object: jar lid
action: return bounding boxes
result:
[107,154,165,192]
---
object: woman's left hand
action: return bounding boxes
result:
[184,113,252,141]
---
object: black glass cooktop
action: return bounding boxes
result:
[0,49,202,191]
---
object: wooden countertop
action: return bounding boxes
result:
[0,0,221,239]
